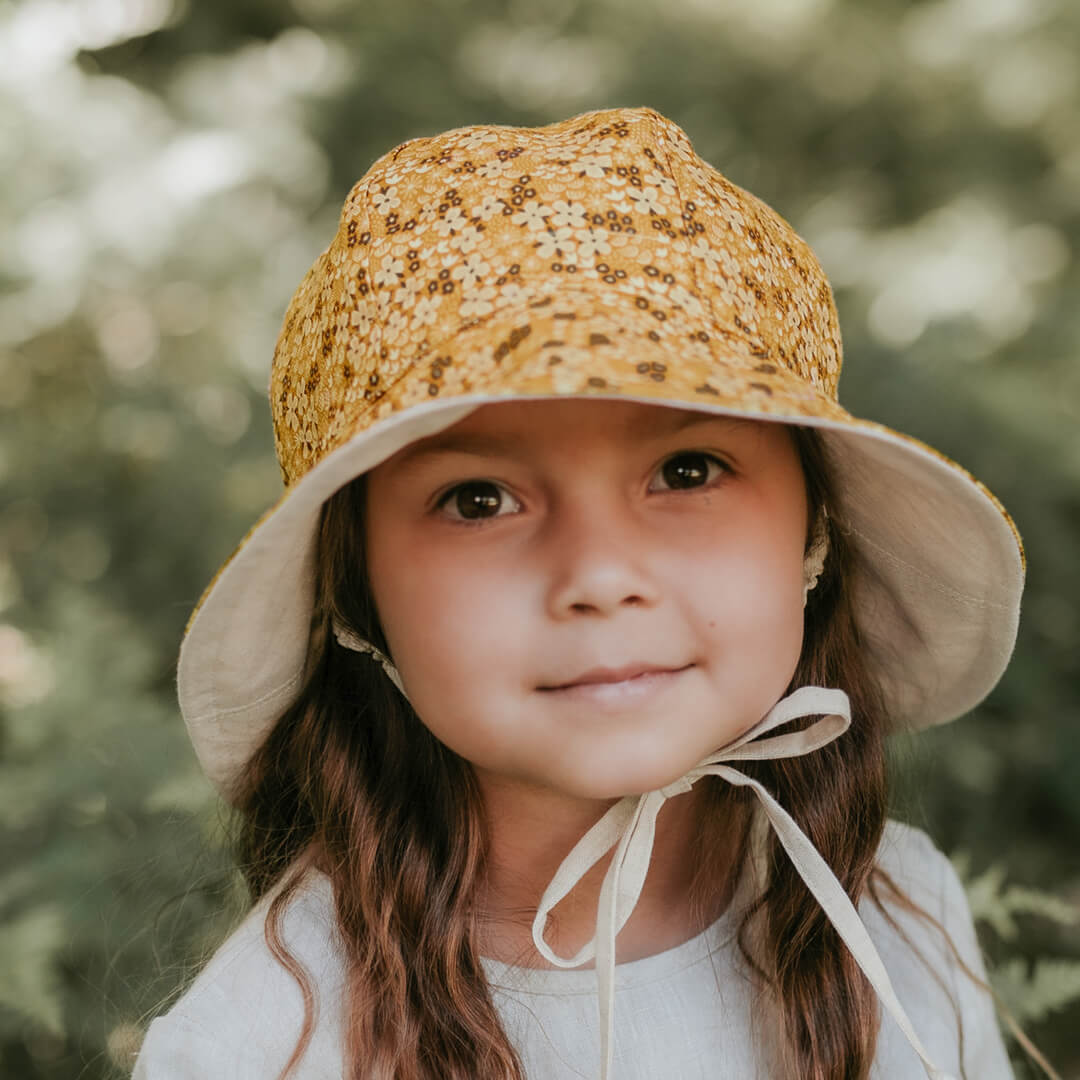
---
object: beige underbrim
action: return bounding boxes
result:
[178,383,1023,800]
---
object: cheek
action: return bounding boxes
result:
[713,559,803,650]
[368,542,523,718]
[690,523,807,702]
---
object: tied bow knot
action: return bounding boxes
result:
[327,622,957,1080]
[659,776,694,799]
[530,686,956,1080]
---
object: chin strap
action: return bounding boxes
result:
[530,686,957,1080]
[332,620,408,697]
[328,623,953,1079]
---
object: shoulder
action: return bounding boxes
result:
[132,869,346,1079]
[875,818,955,901]
[863,818,1015,1079]
[871,818,980,941]
[867,817,981,978]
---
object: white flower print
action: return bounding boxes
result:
[511,200,553,231]
[283,389,301,432]
[451,253,491,289]
[434,206,467,237]
[714,192,746,231]
[349,301,374,333]
[410,294,442,329]
[628,186,663,216]
[476,158,513,179]
[668,283,704,317]
[461,130,498,151]
[473,195,505,221]
[394,276,425,306]
[460,285,497,319]
[346,337,365,366]
[713,272,739,307]
[735,286,758,325]
[689,238,723,274]
[578,152,613,177]
[576,227,611,259]
[549,199,588,229]
[643,170,677,197]
[494,281,533,309]
[627,274,669,298]
[382,307,408,343]
[372,186,401,214]
[545,348,595,392]
[535,227,577,262]
[603,180,632,215]
[373,253,405,289]
[448,224,482,254]
[717,245,742,279]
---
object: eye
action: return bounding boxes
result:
[650,451,730,492]
[436,480,521,523]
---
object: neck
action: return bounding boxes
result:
[474,776,748,968]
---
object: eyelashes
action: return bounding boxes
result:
[437,480,520,523]
[433,451,733,525]
[650,451,730,493]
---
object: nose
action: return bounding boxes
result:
[543,492,662,619]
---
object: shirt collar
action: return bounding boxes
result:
[529,686,957,1080]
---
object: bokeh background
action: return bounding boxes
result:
[2,0,1079,1076]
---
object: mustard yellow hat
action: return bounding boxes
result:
[177,105,1024,799]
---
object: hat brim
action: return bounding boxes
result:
[179,298,1023,799]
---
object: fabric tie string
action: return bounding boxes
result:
[530,686,956,1080]
[327,627,956,1080]
[332,622,408,696]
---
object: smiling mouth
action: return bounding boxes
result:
[540,663,694,691]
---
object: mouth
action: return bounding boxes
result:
[538,663,695,704]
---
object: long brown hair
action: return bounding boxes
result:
[228,424,992,1080]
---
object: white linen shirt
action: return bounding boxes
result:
[132,819,1014,1079]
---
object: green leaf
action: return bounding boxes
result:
[0,905,67,1036]
[993,957,1080,1025]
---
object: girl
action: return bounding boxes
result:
[134,106,1038,1079]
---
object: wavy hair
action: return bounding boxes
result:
[227,425,1015,1080]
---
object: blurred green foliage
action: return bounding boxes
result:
[2,0,1079,1076]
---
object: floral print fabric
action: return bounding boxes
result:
[270,106,847,486]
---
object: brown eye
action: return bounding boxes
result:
[439,481,518,521]
[653,452,727,491]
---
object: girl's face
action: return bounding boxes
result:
[364,399,809,800]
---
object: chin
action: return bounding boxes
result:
[560,754,706,801]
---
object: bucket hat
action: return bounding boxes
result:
[179,104,1023,790]
[176,106,1023,1079]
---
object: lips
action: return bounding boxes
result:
[542,662,690,689]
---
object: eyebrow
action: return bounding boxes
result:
[389,411,749,472]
